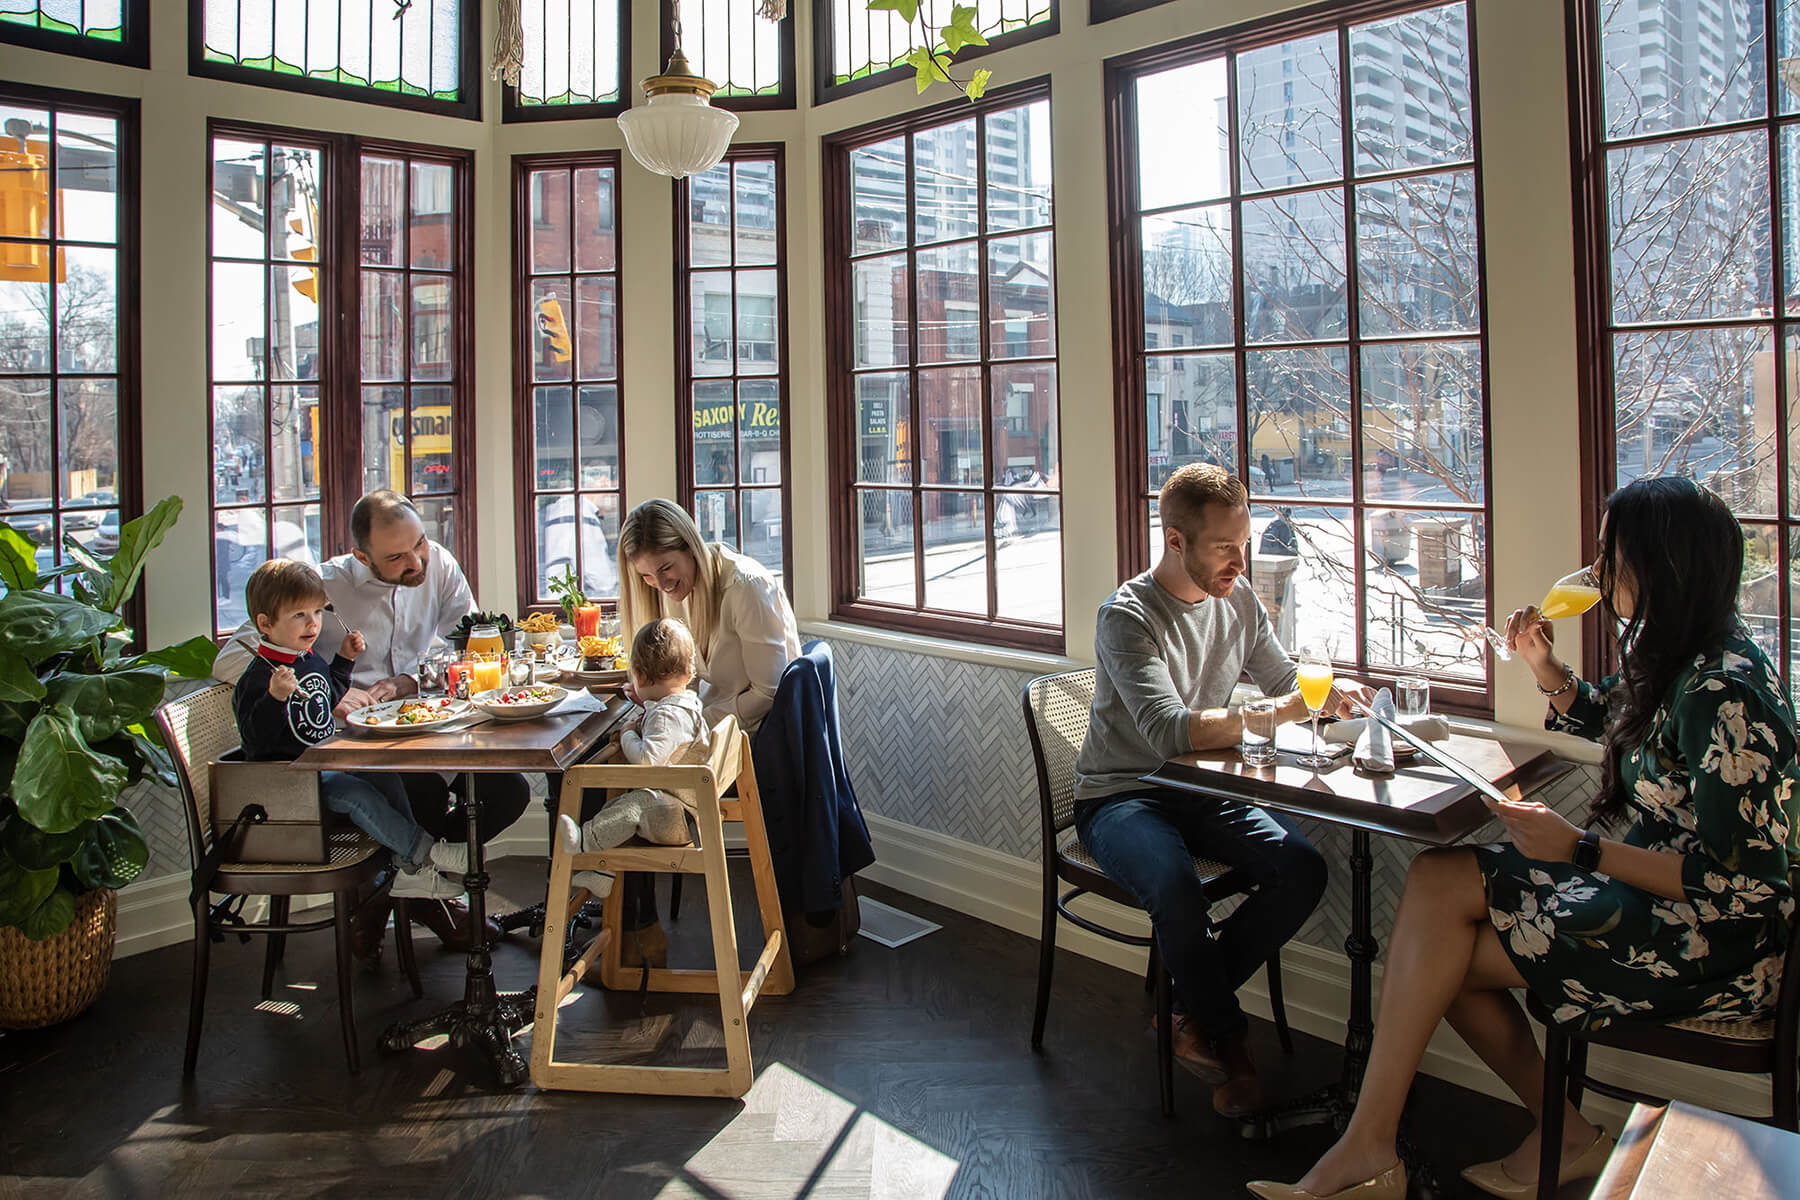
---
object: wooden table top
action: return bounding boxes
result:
[1141,732,1574,846]
[291,693,632,774]
[1593,1101,1800,1199]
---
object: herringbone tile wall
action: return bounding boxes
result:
[832,637,1603,960]
[834,638,1042,862]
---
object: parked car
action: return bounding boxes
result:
[92,509,121,555]
[1,508,55,546]
[64,490,116,530]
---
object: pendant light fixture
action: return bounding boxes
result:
[617,0,739,180]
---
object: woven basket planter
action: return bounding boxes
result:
[0,888,118,1030]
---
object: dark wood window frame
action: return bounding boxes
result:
[0,0,150,67]
[205,120,478,635]
[511,150,626,617]
[0,82,143,637]
[501,0,633,122]
[812,0,1059,107]
[660,1,795,111]
[188,1,482,121]
[1566,0,1800,688]
[1104,0,1497,715]
[674,143,795,594]
[824,77,1066,654]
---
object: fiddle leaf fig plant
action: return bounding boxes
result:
[0,496,219,940]
[867,0,993,98]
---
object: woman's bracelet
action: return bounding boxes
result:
[1536,663,1577,698]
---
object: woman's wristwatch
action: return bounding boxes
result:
[1571,828,1603,871]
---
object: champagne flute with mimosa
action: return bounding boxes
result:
[1472,565,1602,660]
[1295,653,1335,769]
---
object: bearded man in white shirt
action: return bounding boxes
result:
[213,491,529,953]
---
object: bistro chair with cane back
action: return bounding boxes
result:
[1024,669,1294,1117]
[1528,891,1800,1200]
[530,714,794,1097]
[156,683,420,1076]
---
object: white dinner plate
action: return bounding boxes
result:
[343,697,472,736]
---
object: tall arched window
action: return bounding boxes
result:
[0,86,140,597]
[1108,0,1495,711]
[677,147,792,588]
[513,153,624,613]
[1572,0,1798,694]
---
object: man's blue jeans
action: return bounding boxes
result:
[1075,787,1327,1046]
[320,770,430,870]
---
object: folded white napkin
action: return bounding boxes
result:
[1324,713,1449,745]
[1353,689,1398,773]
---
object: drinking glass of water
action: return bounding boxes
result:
[1398,676,1430,719]
[1240,697,1278,767]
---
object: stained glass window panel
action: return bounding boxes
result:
[518,0,624,107]
[199,0,464,103]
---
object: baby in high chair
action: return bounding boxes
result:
[557,617,709,898]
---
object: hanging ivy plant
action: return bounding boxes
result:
[867,0,994,98]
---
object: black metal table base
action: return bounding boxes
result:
[380,775,536,1087]
[1235,829,1443,1198]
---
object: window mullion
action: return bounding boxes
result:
[977,115,999,622]
[906,134,925,612]
[1338,23,1368,678]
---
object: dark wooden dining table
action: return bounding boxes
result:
[1142,731,1575,1184]
[293,692,632,1086]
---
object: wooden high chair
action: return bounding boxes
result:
[529,714,795,1097]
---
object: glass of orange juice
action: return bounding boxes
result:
[471,655,504,694]
[1295,654,1335,769]
[1474,565,1602,660]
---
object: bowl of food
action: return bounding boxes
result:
[470,683,568,721]
[518,611,562,657]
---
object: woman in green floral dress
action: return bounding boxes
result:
[1251,478,1798,1200]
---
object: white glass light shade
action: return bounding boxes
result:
[619,93,740,180]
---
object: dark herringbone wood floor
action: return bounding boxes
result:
[1,864,1542,1199]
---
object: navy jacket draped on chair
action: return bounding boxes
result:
[749,640,875,915]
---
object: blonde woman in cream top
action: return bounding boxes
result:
[617,499,801,734]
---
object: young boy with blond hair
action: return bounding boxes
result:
[557,617,710,897]
[231,558,467,899]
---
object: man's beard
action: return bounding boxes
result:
[371,561,428,587]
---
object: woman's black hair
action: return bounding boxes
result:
[1592,476,1745,825]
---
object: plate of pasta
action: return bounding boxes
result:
[345,696,472,736]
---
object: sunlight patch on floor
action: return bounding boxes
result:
[655,1062,958,1199]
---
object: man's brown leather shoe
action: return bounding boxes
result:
[1151,1012,1227,1082]
[349,891,392,967]
[407,898,503,952]
[1211,1036,1263,1118]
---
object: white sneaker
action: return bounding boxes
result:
[556,815,583,857]
[393,862,463,899]
[428,840,469,876]
[571,870,614,898]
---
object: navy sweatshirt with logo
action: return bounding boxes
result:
[232,641,354,761]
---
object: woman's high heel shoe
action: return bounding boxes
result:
[1460,1130,1614,1199]
[1246,1161,1406,1200]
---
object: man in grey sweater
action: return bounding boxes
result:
[1074,463,1358,1117]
